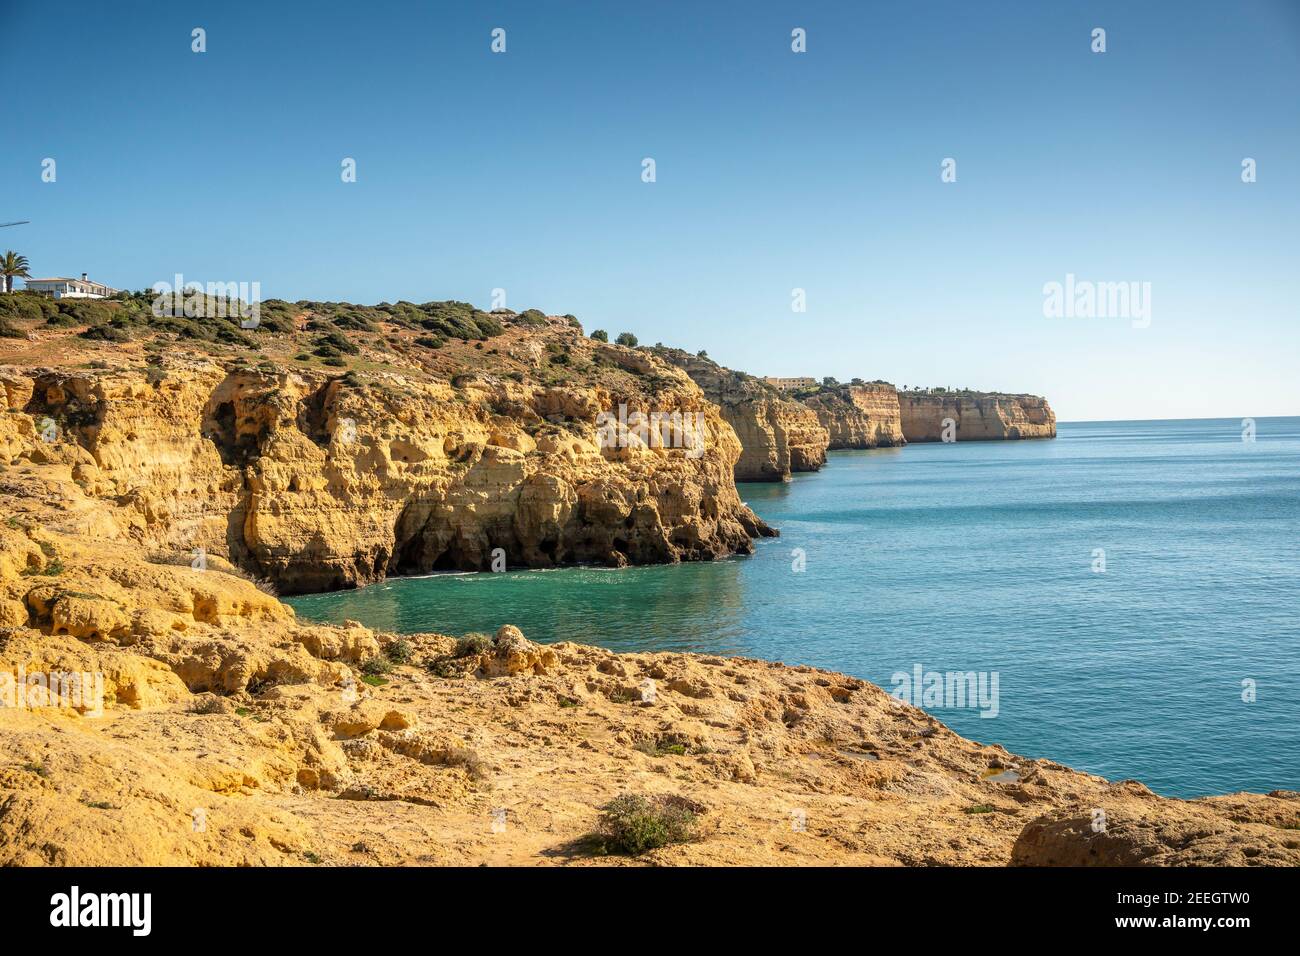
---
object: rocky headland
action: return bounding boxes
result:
[799,382,907,449]
[3,303,773,595]
[0,293,1292,867]
[899,391,1057,442]
[652,347,828,481]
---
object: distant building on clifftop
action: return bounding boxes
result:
[24,272,119,300]
[762,376,817,393]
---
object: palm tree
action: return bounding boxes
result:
[1,251,31,293]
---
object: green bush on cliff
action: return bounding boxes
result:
[596,793,701,854]
[615,332,638,347]
[80,322,132,342]
[589,329,608,342]
[454,632,494,657]
[314,330,358,356]
[408,300,504,340]
[383,639,413,665]
[0,290,58,331]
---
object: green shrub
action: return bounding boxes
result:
[360,656,392,677]
[615,332,638,347]
[0,291,57,325]
[427,656,463,678]
[596,793,701,854]
[315,330,359,355]
[454,632,494,658]
[79,323,132,342]
[384,639,413,665]
[412,300,504,340]
[633,733,691,757]
[21,558,64,577]
[190,695,227,715]
[589,329,608,342]
[330,309,378,332]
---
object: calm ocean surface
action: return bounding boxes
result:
[287,417,1300,798]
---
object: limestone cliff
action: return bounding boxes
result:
[800,383,906,449]
[899,391,1056,442]
[1,313,772,595]
[651,348,829,482]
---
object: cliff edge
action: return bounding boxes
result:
[651,347,829,482]
[799,382,907,449]
[1,298,773,594]
[899,391,1056,442]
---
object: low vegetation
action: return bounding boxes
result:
[595,793,702,854]
[453,632,493,657]
[383,638,413,665]
[0,290,510,353]
[360,655,393,677]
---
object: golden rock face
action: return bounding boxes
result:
[652,347,830,481]
[802,383,908,450]
[898,392,1057,442]
[4,336,772,595]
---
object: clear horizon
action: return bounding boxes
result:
[2,0,1297,421]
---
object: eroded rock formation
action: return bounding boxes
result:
[2,323,772,595]
[800,383,906,449]
[899,391,1056,442]
[652,348,829,481]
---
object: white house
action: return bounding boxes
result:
[23,273,120,299]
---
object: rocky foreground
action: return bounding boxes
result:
[2,524,1297,865]
[0,298,1294,865]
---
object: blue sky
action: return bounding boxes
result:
[2,0,1297,421]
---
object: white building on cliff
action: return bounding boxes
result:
[24,273,120,299]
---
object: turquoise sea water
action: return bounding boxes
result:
[288,417,1300,798]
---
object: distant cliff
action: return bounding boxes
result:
[652,348,828,482]
[800,383,906,449]
[898,392,1056,442]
